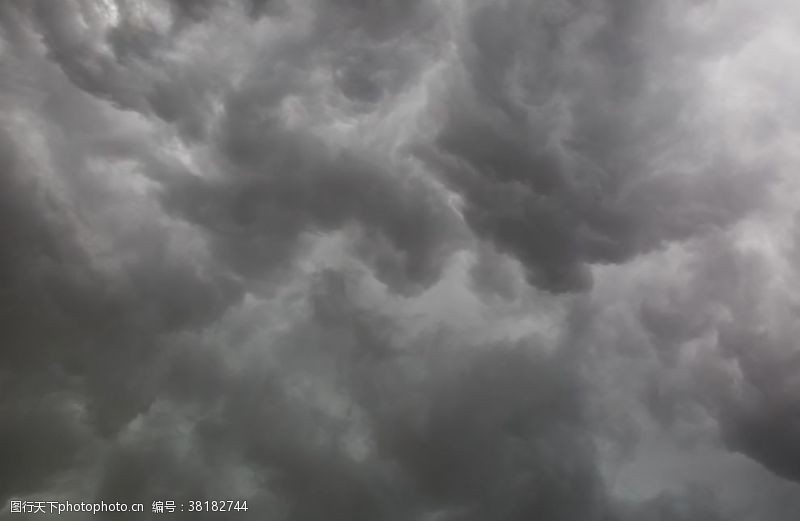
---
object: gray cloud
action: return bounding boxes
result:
[419,0,769,292]
[2,0,800,520]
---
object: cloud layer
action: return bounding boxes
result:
[2,0,800,519]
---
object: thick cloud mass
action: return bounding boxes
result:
[422,0,767,291]
[2,0,800,520]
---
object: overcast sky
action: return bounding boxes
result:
[2,0,800,519]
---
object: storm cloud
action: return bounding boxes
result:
[2,0,800,520]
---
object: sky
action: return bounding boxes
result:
[1,0,800,519]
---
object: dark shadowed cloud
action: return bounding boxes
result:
[2,0,800,520]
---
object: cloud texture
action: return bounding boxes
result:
[2,0,800,519]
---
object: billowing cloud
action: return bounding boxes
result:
[1,0,800,520]
[419,0,770,292]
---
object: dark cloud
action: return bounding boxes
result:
[715,320,800,483]
[615,487,726,521]
[2,0,800,520]
[623,233,800,487]
[420,0,768,292]
[0,87,241,498]
[361,348,606,521]
[161,135,459,290]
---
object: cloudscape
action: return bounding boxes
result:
[2,0,800,519]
